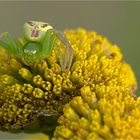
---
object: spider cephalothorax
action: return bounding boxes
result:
[23,21,53,42]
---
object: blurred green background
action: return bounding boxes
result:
[0,1,140,139]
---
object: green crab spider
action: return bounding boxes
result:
[0,20,74,71]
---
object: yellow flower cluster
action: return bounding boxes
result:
[0,28,137,136]
[53,86,140,140]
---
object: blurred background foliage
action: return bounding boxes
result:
[0,1,140,139]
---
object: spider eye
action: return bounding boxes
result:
[41,23,48,28]
[27,21,34,26]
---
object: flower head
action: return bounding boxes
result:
[0,28,137,131]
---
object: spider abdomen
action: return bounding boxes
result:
[23,42,41,62]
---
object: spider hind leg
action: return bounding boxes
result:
[56,31,74,72]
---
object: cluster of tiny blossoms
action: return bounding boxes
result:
[0,28,138,138]
[53,86,140,140]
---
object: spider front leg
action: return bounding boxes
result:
[42,30,56,59]
[0,32,23,63]
[55,30,74,71]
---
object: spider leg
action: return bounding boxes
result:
[7,55,11,64]
[34,110,58,117]
[0,32,10,53]
[0,32,23,58]
[0,32,17,54]
[57,45,65,71]
[55,30,74,71]
[0,32,20,64]
[42,30,56,60]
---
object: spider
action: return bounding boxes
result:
[0,20,74,71]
